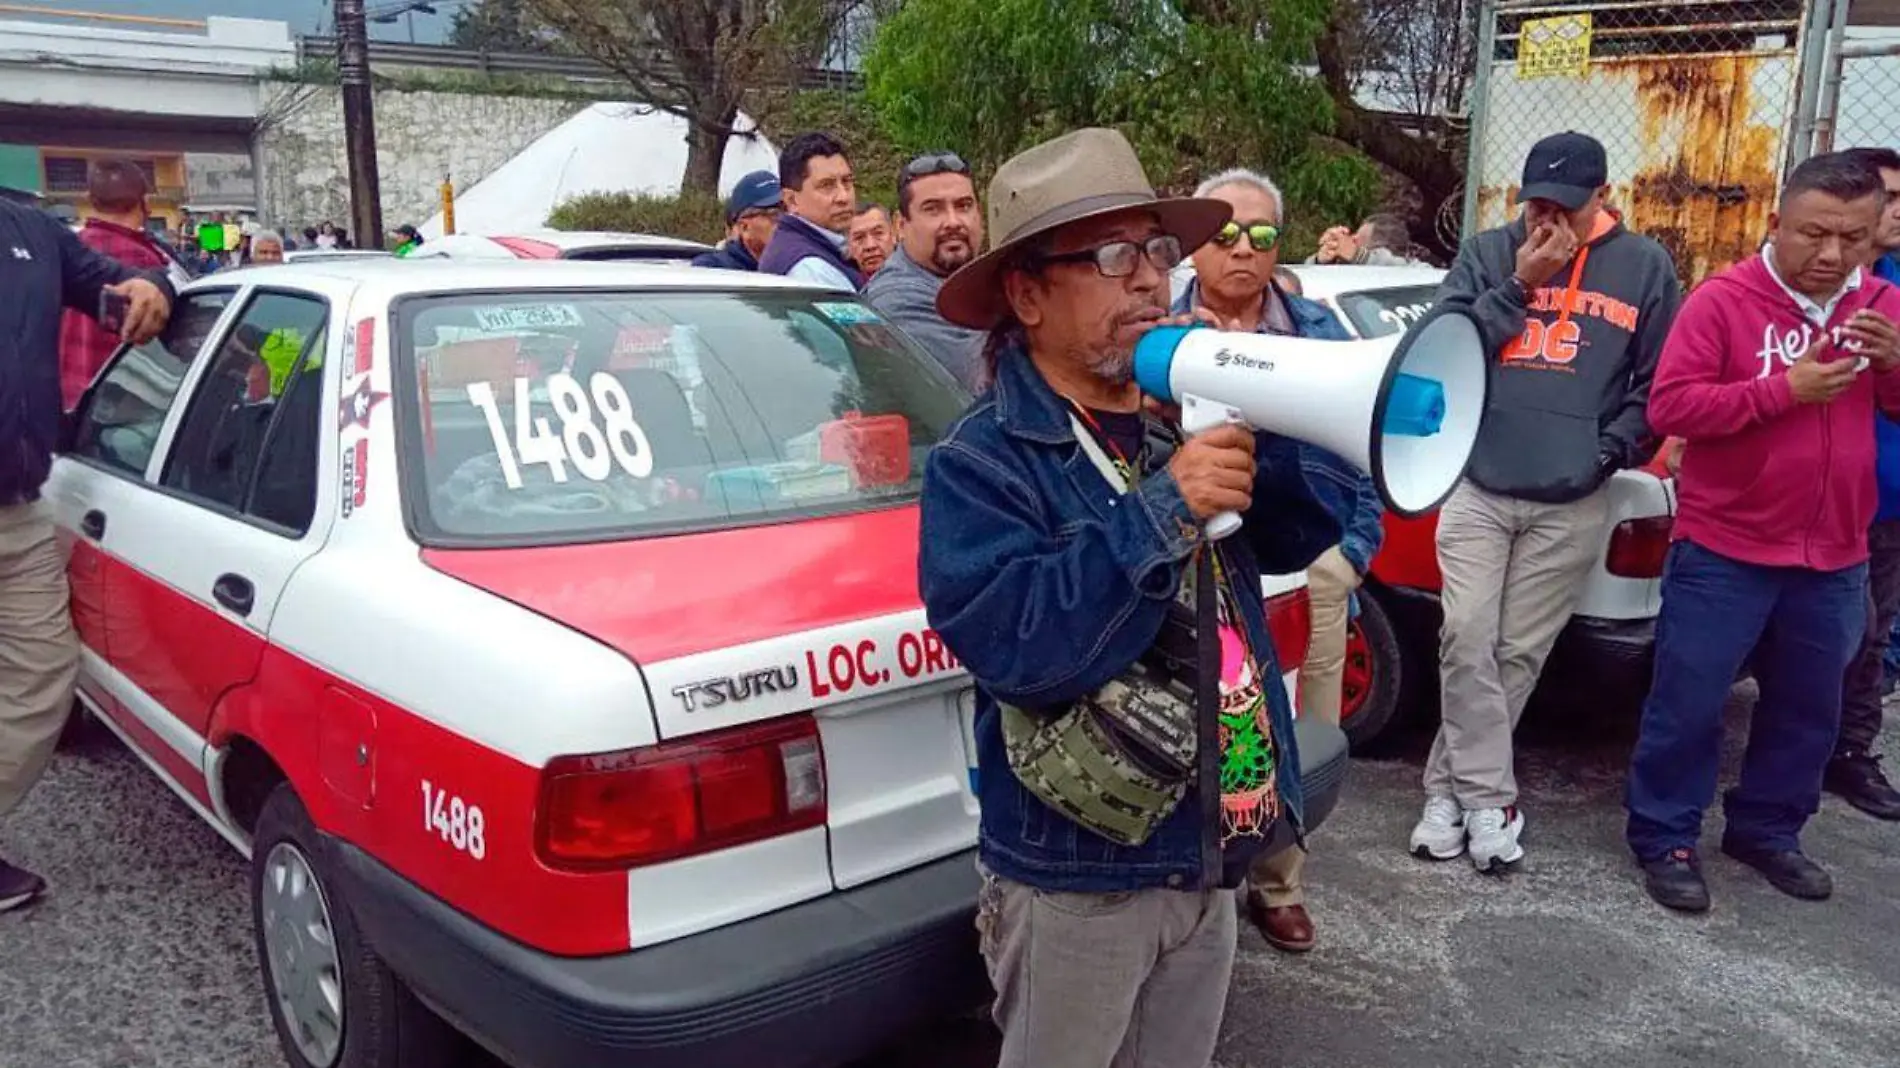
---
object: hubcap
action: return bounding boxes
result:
[1341,620,1373,721]
[261,842,345,1067]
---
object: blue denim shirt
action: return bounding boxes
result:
[918,338,1343,892]
[1173,278,1386,571]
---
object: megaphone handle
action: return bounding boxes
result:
[1204,510,1243,539]
[1178,394,1248,542]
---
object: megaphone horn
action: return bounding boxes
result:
[1132,306,1491,529]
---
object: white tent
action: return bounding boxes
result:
[420,102,780,237]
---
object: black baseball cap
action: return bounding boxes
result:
[1518,131,1608,211]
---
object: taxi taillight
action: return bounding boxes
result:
[534,715,826,871]
[1607,516,1674,578]
[1265,587,1313,672]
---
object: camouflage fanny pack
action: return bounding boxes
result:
[996,413,1210,847]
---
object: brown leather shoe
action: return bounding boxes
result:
[1245,894,1316,953]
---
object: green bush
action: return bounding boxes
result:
[544,190,727,244]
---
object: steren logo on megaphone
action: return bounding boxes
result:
[1212,347,1275,373]
[1132,308,1491,527]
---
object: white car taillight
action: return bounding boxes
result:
[1265,587,1314,671]
[1606,516,1674,578]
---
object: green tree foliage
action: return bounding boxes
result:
[862,0,1382,254]
[545,191,728,244]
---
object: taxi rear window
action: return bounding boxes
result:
[397,290,969,544]
[1332,285,1439,339]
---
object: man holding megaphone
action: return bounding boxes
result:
[1411,132,1681,874]
[919,127,1353,1068]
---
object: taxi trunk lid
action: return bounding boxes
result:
[421,507,979,892]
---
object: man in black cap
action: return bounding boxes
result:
[1408,131,1681,874]
[692,170,781,273]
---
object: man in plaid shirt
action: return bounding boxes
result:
[58,159,187,410]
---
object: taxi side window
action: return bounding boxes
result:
[69,290,234,478]
[161,291,329,535]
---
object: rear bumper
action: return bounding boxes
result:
[1382,585,1655,699]
[330,843,988,1068]
[330,724,1351,1068]
[1294,715,1349,832]
[1543,614,1655,696]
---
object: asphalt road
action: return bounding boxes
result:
[4,685,1899,1068]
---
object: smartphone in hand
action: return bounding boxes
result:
[98,289,130,336]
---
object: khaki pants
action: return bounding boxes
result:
[1424,481,1610,809]
[1248,544,1357,906]
[0,502,79,820]
[977,865,1236,1068]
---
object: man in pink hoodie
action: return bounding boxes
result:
[1627,152,1900,913]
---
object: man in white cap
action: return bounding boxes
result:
[918,127,1347,1068]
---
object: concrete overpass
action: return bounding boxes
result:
[0,8,293,218]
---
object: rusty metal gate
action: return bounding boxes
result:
[1462,0,1814,287]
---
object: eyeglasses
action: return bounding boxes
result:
[1034,234,1184,278]
[736,206,781,222]
[900,152,971,183]
[1212,221,1281,251]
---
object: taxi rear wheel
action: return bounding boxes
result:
[1340,590,1404,752]
[251,784,461,1068]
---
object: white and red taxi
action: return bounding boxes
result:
[48,259,1345,1068]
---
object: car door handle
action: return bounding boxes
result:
[213,573,255,617]
[80,510,106,541]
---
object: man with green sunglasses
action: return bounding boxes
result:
[1174,167,1386,955]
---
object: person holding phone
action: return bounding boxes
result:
[0,191,171,913]
[1626,151,1900,913]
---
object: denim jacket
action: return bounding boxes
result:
[918,339,1343,893]
[1173,278,1386,571]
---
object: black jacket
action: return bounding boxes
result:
[690,241,760,272]
[0,199,168,504]
[1436,214,1681,503]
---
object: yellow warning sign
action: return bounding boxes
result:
[1517,14,1593,80]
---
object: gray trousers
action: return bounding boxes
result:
[1424,481,1611,809]
[0,502,79,819]
[977,864,1236,1068]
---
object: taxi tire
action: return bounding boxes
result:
[251,785,462,1068]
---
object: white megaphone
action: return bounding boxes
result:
[1132,305,1490,534]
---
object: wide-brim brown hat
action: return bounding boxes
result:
[936,127,1234,331]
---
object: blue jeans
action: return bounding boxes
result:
[1626,540,1867,860]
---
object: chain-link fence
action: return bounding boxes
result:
[1462,0,1810,287]
[1814,39,1900,155]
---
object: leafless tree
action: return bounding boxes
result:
[523,0,867,194]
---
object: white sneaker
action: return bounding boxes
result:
[1466,806,1525,873]
[1409,796,1467,860]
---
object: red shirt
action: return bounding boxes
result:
[1650,254,1900,571]
[57,219,173,410]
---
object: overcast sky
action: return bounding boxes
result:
[45,0,457,41]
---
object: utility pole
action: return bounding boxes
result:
[336,0,385,249]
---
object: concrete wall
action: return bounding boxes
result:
[256,82,584,238]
